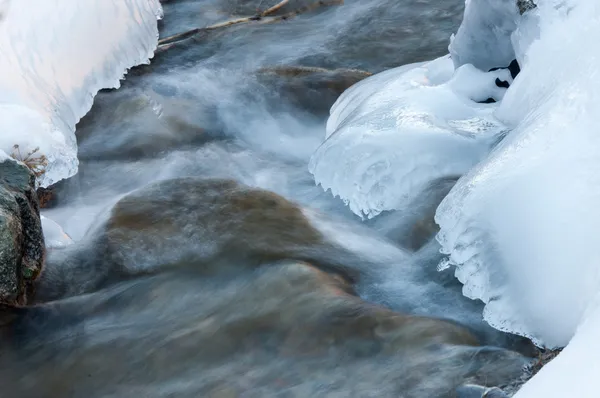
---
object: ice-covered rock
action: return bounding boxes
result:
[436,0,597,349]
[310,56,510,219]
[0,0,162,187]
[312,0,600,395]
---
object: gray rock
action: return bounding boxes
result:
[0,159,45,304]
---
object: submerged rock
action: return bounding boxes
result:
[0,159,44,305]
[76,93,213,161]
[24,178,529,396]
[1,260,528,397]
[33,178,362,301]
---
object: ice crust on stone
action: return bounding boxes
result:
[309,55,510,219]
[0,0,162,186]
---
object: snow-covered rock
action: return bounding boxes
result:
[0,0,162,186]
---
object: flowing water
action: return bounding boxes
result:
[1,1,537,397]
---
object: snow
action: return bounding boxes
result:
[0,0,162,186]
[313,0,600,395]
[309,55,510,219]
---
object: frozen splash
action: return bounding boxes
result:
[0,0,162,186]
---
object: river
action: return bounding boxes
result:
[1,1,536,397]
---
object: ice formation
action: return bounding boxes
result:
[436,0,600,350]
[0,0,162,187]
[41,215,73,249]
[314,0,600,395]
[309,56,511,219]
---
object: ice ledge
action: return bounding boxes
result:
[0,0,163,187]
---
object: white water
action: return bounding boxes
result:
[0,0,162,186]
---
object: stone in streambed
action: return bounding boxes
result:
[76,92,214,162]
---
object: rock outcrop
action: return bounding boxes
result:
[0,159,45,304]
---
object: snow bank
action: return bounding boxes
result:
[0,0,162,186]
[309,56,510,219]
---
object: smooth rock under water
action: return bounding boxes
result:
[33,178,365,301]
[18,177,530,396]
[1,258,527,397]
[0,159,44,304]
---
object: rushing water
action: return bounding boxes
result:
[1,1,537,397]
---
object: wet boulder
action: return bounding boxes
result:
[76,92,213,161]
[0,159,44,304]
[104,178,327,271]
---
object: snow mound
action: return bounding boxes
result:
[0,0,162,186]
[309,56,509,219]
